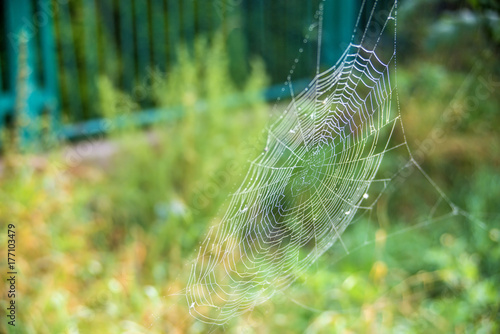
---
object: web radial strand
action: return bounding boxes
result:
[186,0,400,325]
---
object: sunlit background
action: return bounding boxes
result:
[0,0,499,333]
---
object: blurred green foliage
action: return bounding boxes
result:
[399,0,500,70]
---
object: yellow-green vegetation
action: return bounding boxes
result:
[1,38,499,334]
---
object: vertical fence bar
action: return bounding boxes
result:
[322,0,357,68]
[6,0,36,94]
[0,54,3,92]
[38,0,60,132]
[98,0,119,83]
[226,0,247,82]
[135,0,151,83]
[6,0,40,148]
[167,0,180,63]
[339,0,356,52]
[82,0,99,118]
[0,57,7,130]
[283,2,288,79]
[57,1,83,121]
[183,0,195,50]
[306,1,313,73]
[197,0,210,35]
[120,0,135,91]
[210,0,222,45]
[322,0,337,67]
[258,0,266,57]
[0,55,6,116]
[151,0,167,71]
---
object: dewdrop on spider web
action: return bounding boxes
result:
[186,0,405,325]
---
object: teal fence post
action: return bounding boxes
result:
[57,1,84,121]
[120,0,135,91]
[183,0,195,48]
[135,1,151,82]
[167,0,180,64]
[38,0,61,137]
[0,58,13,132]
[6,0,41,150]
[98,1,119,83]
[83,0,99,118]
[322,0,358,68]
[151,0,167,71]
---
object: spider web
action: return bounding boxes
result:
[182,0,483,326]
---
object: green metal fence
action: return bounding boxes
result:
[0,0,362,148]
